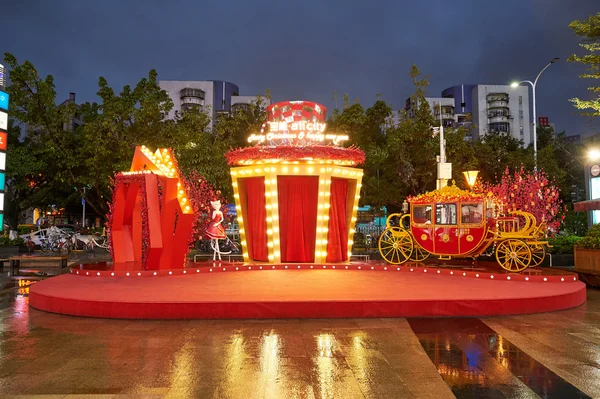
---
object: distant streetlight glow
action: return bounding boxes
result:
[589,149,600,162]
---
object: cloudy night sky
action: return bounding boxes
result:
[3,0,599,136]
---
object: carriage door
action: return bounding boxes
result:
[433,203,459,254]
[459,202,485,253]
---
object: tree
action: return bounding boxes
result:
[76,70,174,216]
[4,53,177,219]
[568,12,600,117]
[328,98,393,208]
[177,95,270,201]
[478,167,564,233]
[386,65,477,199]
[473,132,527,182]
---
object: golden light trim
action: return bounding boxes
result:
[230,163,363,264]
[135,146,192,214]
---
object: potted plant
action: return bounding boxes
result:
[574,224,600,274]
[545,234,581,266]
[0,236,21,257]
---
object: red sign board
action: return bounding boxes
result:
[538,117,549,127]
[0,131,6,151]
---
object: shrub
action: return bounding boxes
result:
[17,224,37,235]
[548,234,582,254]
[0,236,11,247]
[575,224,600,250]
[10,237,25,246]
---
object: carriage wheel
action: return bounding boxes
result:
[379,228,413,265]
[495,239,532,272]
[410,243,430,262]
[529,245,546,267]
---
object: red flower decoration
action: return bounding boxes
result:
[226,145,365,166]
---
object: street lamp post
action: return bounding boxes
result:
[511,57,559,171]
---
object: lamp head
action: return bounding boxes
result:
[550,57,560,64]
[589,149,600,162]
[463,170,479,188]
[510,82,519,88]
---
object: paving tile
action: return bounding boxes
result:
[1,275,600,397]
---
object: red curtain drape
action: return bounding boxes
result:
[243,177,268,262]
[277,176,319,263]
[326,178,349,262]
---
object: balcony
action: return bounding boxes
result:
[181,96,204,106]
[488,101,509,109]
[488,122,510,134]
[489,115,510,123]
[488,111,511,123]
[486,93,509,102]
[486,94,509,109]
[180,88,205,100]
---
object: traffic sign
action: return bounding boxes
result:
[82,198,86,206]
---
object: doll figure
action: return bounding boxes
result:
[205,199,227,260]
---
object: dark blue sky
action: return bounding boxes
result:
[4,0,599,136]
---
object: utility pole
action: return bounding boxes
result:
[435,102,451,189]
[82,186,86,228]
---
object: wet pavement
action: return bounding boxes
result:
[0,268,599,398]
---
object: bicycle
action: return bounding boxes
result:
[91,234,109,249]
[39,237,52,252]
[73,233,95,253]
[51,235,73,254]
[24,236,35,253]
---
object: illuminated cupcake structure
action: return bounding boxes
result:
[226,101,365,264]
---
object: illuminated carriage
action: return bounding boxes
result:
[378,185,549,272]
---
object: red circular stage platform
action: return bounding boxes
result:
[29,262,586,319]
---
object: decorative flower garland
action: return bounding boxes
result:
[225,145,365,166]
[409,184,486,204]
[180,170,228,247]
[474,166,564,232]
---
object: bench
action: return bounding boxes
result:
[350,254,370,262]
[9,256,68,274]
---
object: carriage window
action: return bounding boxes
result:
[436,204,457,225]
[461,203,483,224]
[413,205,432,224]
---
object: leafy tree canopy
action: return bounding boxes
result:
[568,11,600,117]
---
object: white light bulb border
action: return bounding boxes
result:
[70,263,578,283]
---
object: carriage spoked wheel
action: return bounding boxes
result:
[410,242,431,262]
[529,245,546,267]
[379,227,413,265]
[495,239,532,272]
